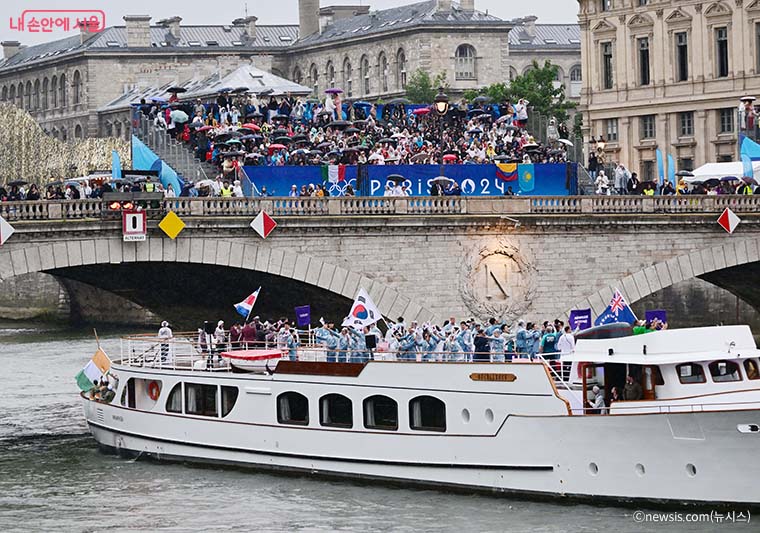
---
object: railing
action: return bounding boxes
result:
[2,195,760,222]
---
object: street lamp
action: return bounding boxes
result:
[434,88,450,170]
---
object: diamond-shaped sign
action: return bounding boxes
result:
[0,216,15,246]
[250,211,277,239]
[159,211,186,240]
[717,207,741,234]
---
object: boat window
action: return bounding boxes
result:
[121,377,161,409]
[277,392,309,425]
[651,366,665,386]
[221,386,239,417]
[166,383,182,413]
[185,383,218,417]
[744,359,760,380]
[409,395,447,432]
[363,395,398,431]
[320,394,353,428]
[676,363,705,384]
[708,360,742,383]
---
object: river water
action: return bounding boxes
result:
[0,322,752,532]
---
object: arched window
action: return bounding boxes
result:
[72,70,82,105]
[508,66,518,83]
[60,127,67,141]
[320,393,353,428]
[342,57,353,97]
[59,73,67,108]
[363,395,398,431]
[8,85,15,105]
[1,85,7,102]
[51,76,58,108]
[114,122,121,138]
[396,48,407,90]
[25,81,32,109]
[292,67,303,85]
[360,55,371,96]
[41,78,48,110]
[74,124,83,138]
[409,396,446,432]
[455,44,477,80]
[105,121,113,137]
[16,83,22,108]
[326,61,336,89]
[378,52,388,93]
[33,79,40,110]
[309,63,319,95]
[277,392,309,425]
[166,383,182,413]
[570,65,582,82]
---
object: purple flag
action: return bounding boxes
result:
[295,305,311,327]
[569,308,592,331]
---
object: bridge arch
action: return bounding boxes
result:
[0,237,436,325]
[568,237,760,319]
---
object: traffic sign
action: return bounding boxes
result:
[158,211,186,240]
[0,216,15,246]
[122,210,147,242]
[250,211,277,239]
[717,207,741,234]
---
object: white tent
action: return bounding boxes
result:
[687,161,760,183]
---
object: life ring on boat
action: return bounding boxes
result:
[147,381,160,401]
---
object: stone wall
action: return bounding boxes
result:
[0,272,68,320]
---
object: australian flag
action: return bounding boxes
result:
[594,289,637,326]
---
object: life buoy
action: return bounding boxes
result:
[147,381,160,401]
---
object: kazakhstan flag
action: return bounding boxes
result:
[518,163,535,193]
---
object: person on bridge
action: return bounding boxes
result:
[158,321,173,363]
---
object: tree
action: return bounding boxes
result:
[405,69,449,103]
[504,60,576,123]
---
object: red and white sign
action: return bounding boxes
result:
[122,210,147,242]
[0,216,15,246]
[250,211,277,239]
[717,207,741,234]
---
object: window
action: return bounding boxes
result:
[363,395,398,430]
[675,32,688,82]
[679,111,694,136]
[677,158,694,171]
[600,0,611,11]
[455,44,477,80]
[221,386,238,417]
[396,48,407,90]
[641,161,655,181]
[409,396,446,432]
[185,383,218,417]
[638,0,648,5]
[33,79,40,110]
[744,358,760,380]
[379,53,388,93]
[570,65,582,82]
[292,67,303,85]
[715,27,729,78]
[326,61,335,89]
[342,58,353,97]
[719,108,735,133]
[166,383,182,413]
[59,73,67,108]
[676,363,706,384]
[601,42,614,90]
[309,63,319,95]
[605,118,618,141]
[25,81,31,109]
[638,37,650,86]
[41,78,48,110]
[361,55,371,95]
[277,392,309,425]
[708,360,742,383]
[0,86,6,102]
[74,124,83,138]
[51,76,57,108]
[640,114,656,139]
[320,393,353,428]
[72,70,82,105]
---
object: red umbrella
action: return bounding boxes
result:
[268,144,287,154]
[413,108,431,116]
[197,125,213,132]
[443,154,458,162]
[241,123,261,131]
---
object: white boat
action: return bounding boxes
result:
[82,325,760,506]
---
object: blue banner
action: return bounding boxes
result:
[294,305,311,327]
[243,163,574,197]
[569,309,592,331]
[111,150,122,180]
[131,135,183,196]
[645,310,667,324]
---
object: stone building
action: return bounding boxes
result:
[579,0,760,177]
[0,0,580,140]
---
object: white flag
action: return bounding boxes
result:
[342,288,382,329]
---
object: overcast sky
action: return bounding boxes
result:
[2,0,578,47]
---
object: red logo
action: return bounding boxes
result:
[10,10,105,33]
[609,292,626,314]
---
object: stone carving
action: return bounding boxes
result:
[460,239,537,321]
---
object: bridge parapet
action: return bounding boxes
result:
[1,195,759,223]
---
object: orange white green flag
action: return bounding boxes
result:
[75,348,112,392]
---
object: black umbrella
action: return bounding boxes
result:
[167,86,187,93]
[6,180,27,187]
[246,112,264,119]
[215,131,243,142]
[386,174,406,184]
[386,98,411,105]
[317,142,334,150]
[344,127,360,134]
[271,114,290,122]
[272,129,289,137]
[273,136,293,144]
[675,170,694,177]
[635,180,658,194]
[328,120,351,129]
[218,87,233,93]
[342,147,359,153]
[377,138,397,145]
[232,87,249,93]
[325,150,342,158]
[472,95,492,104]
[291,134,309,142]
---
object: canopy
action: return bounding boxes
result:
[686,161,760,183]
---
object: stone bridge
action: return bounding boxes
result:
[1,195,759,326]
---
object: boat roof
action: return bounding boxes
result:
[564,325,760,365]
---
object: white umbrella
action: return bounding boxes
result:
[557,139,573,147]
[368,153,384,161]
[195,179,214,188]
[170,110,189,123]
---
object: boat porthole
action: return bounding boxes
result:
[635,463,645,477]
[588,462,599,476]
[686,464,697,477]
[461,409,471,423]
[485,409,494,423]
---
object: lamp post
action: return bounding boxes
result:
[434,87,450,170]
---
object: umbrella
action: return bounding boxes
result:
[226,139,243,145]
[232,87,249,93]
[151,96,168,103]
[325,150,342,158]
[271,114,290,122]
[170,110,189,123]
[6,180,27,187]
[410,153,430,163]
[167,86,187,93]
[475,113,492,121]
[272,129,289,137]
[721,176,740,182]
[741,95,757,102]
[472,95,492,104]
[413,108,431,116]
[492,154,512,161]
[504,125,520,132]
[391,132,407,139]
[557,139,574,147]
[217,87,233,93]
[468,128,483,134]
[741,176,759,185]
[195,179,215,188]
[431,177,455,186]
[523,143,539,150]
[221,150,246,157]
[386,174,406,184]
[702,178,721,188]
[386,98,411,105]
[342,147,359,154]
[675,170,694,177]
[325,88,344,94]
[443,154,458,162]
[246,112,264,119]
[377,138,397,144]
[317,142,333,151]
[241,123,261,131]
[215,131,242,142]
[327,120,351,129]
[635,180,658,194]
[309,149,323,155]
[496,115,512,124]
[290,149,309,156]
[273,136,293,144]
[268,144,287,153]
[239,135,258,141]
[368,153,384,161]
[291,134,309,142]
[345,127,361,134]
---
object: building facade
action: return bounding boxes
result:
[579,0,760,177]
[0,0,580,140]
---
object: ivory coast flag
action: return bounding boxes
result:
[75,348,112,392]
[321,164,347,184]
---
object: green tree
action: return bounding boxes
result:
[504,60,576,123]
[405,69,449,103]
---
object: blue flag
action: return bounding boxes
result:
[594,289,637,326]
[111,150,122,180]
[656,149,664,188]
[667,154,676,184]
[518,163,535,193]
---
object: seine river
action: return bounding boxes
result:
[0,322,751,532]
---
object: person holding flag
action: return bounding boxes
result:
[594,289,637,326]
